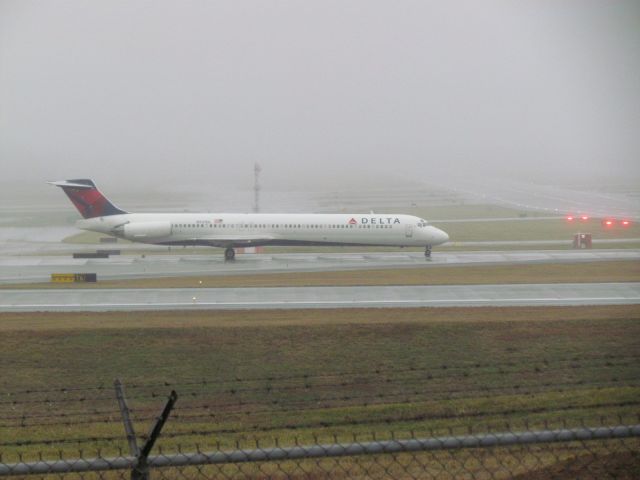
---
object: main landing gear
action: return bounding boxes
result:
[425,245,432,260]
[224,247,236,262]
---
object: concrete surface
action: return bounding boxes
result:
[1,283,638,312]
[1,249,639,284]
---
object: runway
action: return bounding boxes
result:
[1,249,639,284]
[1,283,638,312]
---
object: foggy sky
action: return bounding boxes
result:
[1,1,639,190]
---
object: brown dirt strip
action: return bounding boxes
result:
[1,304,639,331]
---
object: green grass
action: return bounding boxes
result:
[1,306,639,462]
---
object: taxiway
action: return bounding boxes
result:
[1,249,639,284]
[1,283,639,312]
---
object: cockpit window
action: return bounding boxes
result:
[417,218,429,228]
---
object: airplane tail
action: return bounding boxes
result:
[48,179,128,219]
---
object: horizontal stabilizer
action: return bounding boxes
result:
[48,180,96,189]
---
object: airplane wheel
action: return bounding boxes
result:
[224,247,236,261]
[425,245,432,260]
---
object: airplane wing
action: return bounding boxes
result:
[194,234,278,248]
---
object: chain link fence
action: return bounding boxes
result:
[1,423,639,479]
[3,359,640,480]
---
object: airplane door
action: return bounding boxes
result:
[405,225,413,238]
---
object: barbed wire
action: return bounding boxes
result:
[3,386,639,447]
[3,376,639,428]
[1,422,638,479]
[3,351,638,399]
[3,395,638,433]
[0,407,121,422]
[2,357,637,407]
[4,411,639,452]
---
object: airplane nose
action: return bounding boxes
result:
[430,227,449,245]
[437,228,449,244]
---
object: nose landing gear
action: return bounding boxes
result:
[425,245,432,260]
[224,247,236,262]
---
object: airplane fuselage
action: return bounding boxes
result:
[78,213,449,249]
[49,179,449,260]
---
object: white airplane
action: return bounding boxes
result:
[49,179,449,261]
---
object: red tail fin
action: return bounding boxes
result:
[49,179,127,218]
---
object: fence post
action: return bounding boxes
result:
[115,379,140,458]
[114,380,178,480]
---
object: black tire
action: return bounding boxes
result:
[224,248,236,261]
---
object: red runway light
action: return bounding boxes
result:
[621,220,631,226]
[566,216,574,221]
[604,220,614,226]
[580,215,589,221]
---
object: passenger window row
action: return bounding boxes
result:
[170,223,394,229]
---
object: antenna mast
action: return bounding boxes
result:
[253,163,261,213]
